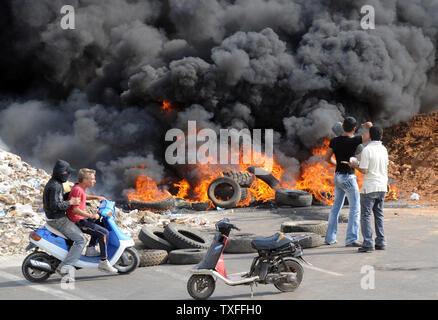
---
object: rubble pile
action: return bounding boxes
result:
[383,111,438,203]
[0,148,216,256]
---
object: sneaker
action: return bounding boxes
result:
[358,246,375,253]
[98,259,118,274]
[375,245,386,250]
[85,246,100,257]
[324,240,338,245]
[56,264,73,276]
[346,241,362,247]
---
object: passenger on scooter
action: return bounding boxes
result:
[43,159,85,275]
[66,168,118,274]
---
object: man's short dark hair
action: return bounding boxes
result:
[370,126,383,141]
[343,117,357,132]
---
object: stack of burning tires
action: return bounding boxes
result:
[207,167,313,209]
[135,223,213,267]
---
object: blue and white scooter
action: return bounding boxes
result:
[22,200,139,282]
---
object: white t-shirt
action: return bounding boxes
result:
[359,141,388,194]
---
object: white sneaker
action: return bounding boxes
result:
[85,246,100,257]
[98,259,118,274]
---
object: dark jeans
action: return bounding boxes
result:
[360,192,386,248]
[77,218,109,259]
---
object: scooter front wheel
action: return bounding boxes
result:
[114,247,140,274]
[187,275,215,300]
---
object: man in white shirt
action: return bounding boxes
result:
[351,126,388,252]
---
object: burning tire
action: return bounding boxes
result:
[207,176,242,209]
[281,220,328,237]
[138,226,176,251]
[247,166,280,190]
[224,232,258,254]
[168,248,207,265]
[285,232,324,248]
[127,196,175,211]
[222,171,254,188]
[137,249,168,267]
[164,223,212,249]
[275,188,313,207]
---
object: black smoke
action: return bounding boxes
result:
[0,0,436,197]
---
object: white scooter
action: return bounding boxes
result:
[22,200,139,282]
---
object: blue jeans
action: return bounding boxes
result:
[325,173,360,245]
[360,192,386,248]
[47,217,86,268]
[77,218,109,259]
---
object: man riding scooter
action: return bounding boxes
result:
[43,159,85,276]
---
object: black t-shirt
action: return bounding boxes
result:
[329,135,363,174]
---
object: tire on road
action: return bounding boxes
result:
[222,171,254,188]
[190,201,211,211]
[275,188,313,207]
[246,166,280,190]
[128,196,175,211]
[137,249,168,267]
[138,226,176,251]
[224,233,258,254]
[285,232,325,249]
[207,176,242,209]
[164,223,211,249]
[281,220,328,236]
[168,248,207,265]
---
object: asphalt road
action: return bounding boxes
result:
[1,204,438,300]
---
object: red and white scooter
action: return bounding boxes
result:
[187,218,309,299]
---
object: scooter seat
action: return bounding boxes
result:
[251,232,291,250]
[45,223,68,239]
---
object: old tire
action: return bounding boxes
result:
[128,196,175,211]
[275,188,313,207]
[137,249,168,267]
[168,249,207,265]
[138,226,176,251]
[281,220,328,236]
[190,201,211,211]
[187,275,215,300]
[164,223,211,249]
[224,233,258,254]
[285,232,325,248]
[223,171,254,188]
[207,177,242,209]
[247,166,280,190]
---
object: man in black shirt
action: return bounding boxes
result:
[43,159,86,275]
[324,117,372,246]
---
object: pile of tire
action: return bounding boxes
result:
[280,220,328,249]
[207,171,255,209]
[137,223,213,266]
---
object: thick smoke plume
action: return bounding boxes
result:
[0,0,437,197]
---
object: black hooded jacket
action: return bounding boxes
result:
[43,160,73,220]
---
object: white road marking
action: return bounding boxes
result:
[0,269,83,300]
[302,264,343,277]
[152,268,189,282]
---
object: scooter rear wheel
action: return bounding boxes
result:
[187,275,215,300]
[22,252,53,283]
[273,258,304,292]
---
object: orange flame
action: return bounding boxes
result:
[160,100,173,113]
[126,175,171,202]
[127,137,398,209]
